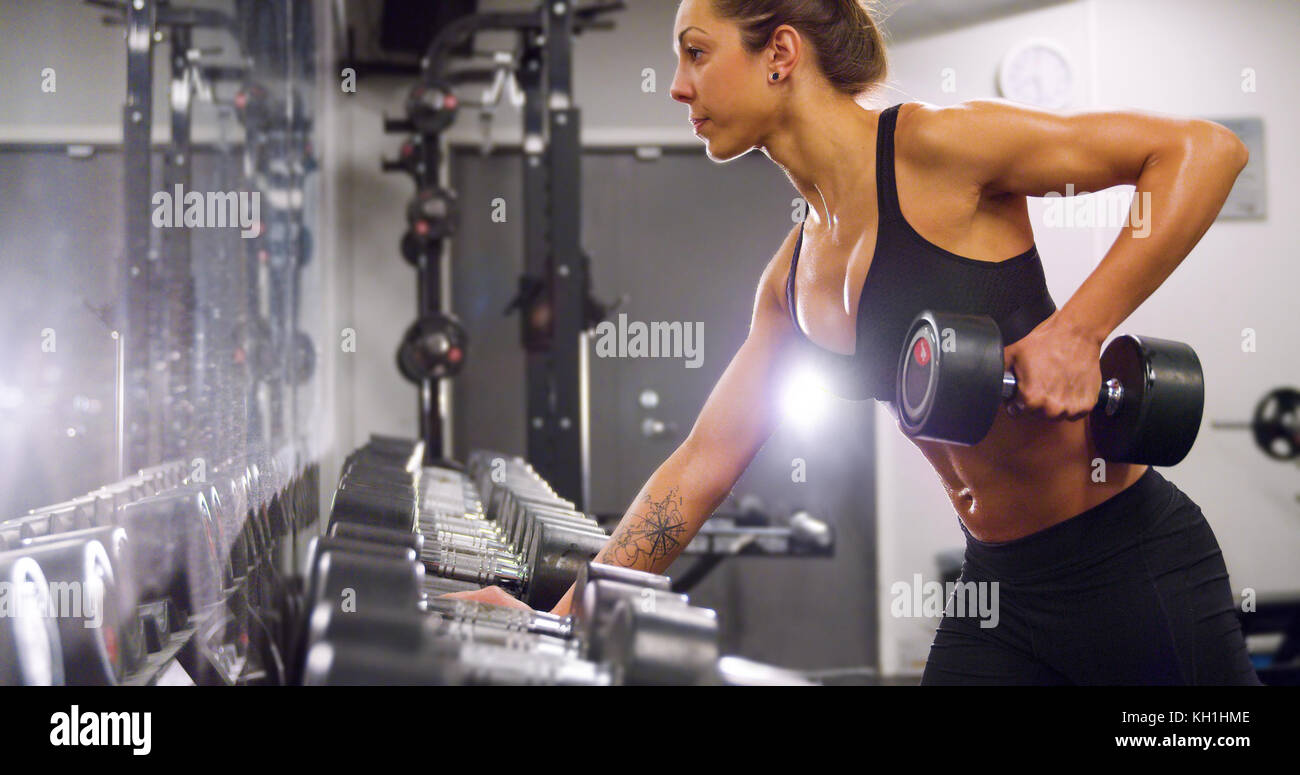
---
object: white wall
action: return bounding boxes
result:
[331,75,430,447]
[0,0,236,143]
[875,0,1300,676]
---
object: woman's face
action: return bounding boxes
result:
[670,0,775,161]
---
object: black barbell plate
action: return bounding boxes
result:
[1251,387,1300,460]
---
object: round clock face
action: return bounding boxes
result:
[998,39,1073,109]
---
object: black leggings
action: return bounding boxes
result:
[921,467,1262,685]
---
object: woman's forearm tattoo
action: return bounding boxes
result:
[603,487,689,568]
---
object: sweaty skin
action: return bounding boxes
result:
[778,98,1241,542]
[787,101,1146,543]
[450,0,1248,616]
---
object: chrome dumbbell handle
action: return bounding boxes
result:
[451,642,611,686]
[422,596,572,639]
[427,619,577,658]
[425,545,526,589]
[1001,372,1125,417]
[422,528,511,555]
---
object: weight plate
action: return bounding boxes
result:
[396,313,468,384]
[1251,387,1300,460]
[406,81,458,135]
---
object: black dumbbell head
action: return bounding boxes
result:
[896,310,1005,444]
[308,549,423,616]
[329,486,418,534]
[1091,334,1204,466]
[602,599,721,686]
[329,521,424,553]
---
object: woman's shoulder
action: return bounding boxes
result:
[893,98,1045,174]
[893,100,966,167]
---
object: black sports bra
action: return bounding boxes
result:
[786,103,1056,402]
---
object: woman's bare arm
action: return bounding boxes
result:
[900,100,1248,419]
[908,99,1249,346]
[547,225,804,615]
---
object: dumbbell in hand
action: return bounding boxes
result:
[896,310,1204,466]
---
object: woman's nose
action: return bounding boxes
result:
[669,68,692,104]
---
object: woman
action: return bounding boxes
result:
[456,0,1258,685]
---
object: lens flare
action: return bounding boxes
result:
[782,368,833,430]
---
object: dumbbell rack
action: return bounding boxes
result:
[307,436,815,685]
[0,450,320,686]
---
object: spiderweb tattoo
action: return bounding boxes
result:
[604,487,689,567]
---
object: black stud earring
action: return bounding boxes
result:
[771,72,779,81]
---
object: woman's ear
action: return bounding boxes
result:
[766,23,802,78]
